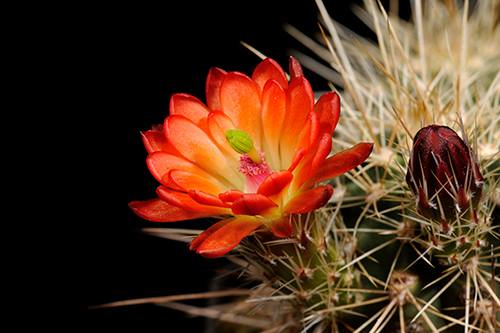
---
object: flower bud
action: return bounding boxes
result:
[406,125,483,221]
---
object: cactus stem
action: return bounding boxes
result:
[338,238,397,273]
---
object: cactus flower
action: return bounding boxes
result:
[406,125,483,222]
[130,57,373,258]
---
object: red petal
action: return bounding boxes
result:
[219,189,244,203]
[220,71,262,148]
[141,130,174,154]
[188,190,231,208]
[295,111,320,154]
[260,79,286,169]
[257,170,293,198]
[231,193,278,216]
[288,147,307,173]
[252,58,288,96]
[129,198,209,222]
[169,93,210,130]
[301,142,374,190]
[289,56,304,81]
[194,217,262,258]
[205,67,227,111]
[169,169,227,196]
[157,186,230,215]
[269,215,293,238]
[293,132,332,191]
[189,218,233,251]
[314,91,340,135]
[280,76,314,167]
[284,185,334,214]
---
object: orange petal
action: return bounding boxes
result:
[304,132,332,175]
[289,56,304,80]
[169,93,210,130]
[284,185,333,214]
[314,91,340,135]
[141,130,175,154]
[280,76,314,167]
[147,151,222,189]
[252,58,288,96]
[269,215,293,238]
[220,71,262,148]
[189,218,233,251]
[207,110,236,146]
[301,142,374,190]
[292,132,332,191]
[157,186,230,215]
[168,169,227,196]
[205,111,243,180]
[295,111,320,155]
[231,193,278,216]
[219,189,244,203]
[205,67,227,111]
[188,190,231,208]
[257,170,293,198]
[129,198,210,222]
[165,115,242,188]
[194,217,262,258]
[206,111,241,162]
[260,79,286,170]
[288,147,307,173]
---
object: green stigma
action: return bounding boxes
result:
[226,129,254,154]
[226,129,262,164]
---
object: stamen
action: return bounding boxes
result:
[237,150,273,193]
[226,129,272,193]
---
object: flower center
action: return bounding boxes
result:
[226,129,273,193]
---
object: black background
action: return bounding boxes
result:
[86,1,409,331]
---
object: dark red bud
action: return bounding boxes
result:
[406,125,483,221]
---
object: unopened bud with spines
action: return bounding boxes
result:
[406,125,483,221]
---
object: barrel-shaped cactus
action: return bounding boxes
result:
[95,1,499,332]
